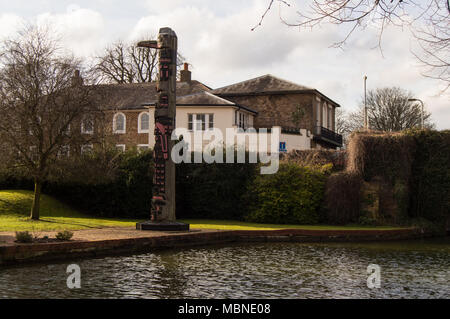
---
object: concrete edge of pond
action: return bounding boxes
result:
[0,227,437,266]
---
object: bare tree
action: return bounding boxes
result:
[344,87,434,132]
[253,1,450,89]
[95,40,186,84]
[0,26,99,220]
[335,108,353,145]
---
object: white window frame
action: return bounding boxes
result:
[113,112,126,134]
[235,111,249,130]
[137,144,150,153]
[322,103,327,128]
[81,144,94,155]
[57,145,70,158]
[116,144,126,152]
[81,116,94,135]
[188,113,214,132]
[138,112,150,134]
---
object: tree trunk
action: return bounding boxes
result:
[30,179,42,220]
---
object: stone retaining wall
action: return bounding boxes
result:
[0,228,426,265]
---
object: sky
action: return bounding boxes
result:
[0,0,448,129]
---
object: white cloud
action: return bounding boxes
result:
[0,13,25,41]
[0,0,448,129]
[36,6,105,57]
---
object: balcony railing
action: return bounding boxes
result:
[314,126,343,147]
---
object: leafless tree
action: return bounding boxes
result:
[344,87,434,132]
[335,108,353,145]
[0,26,100,220]
[253,1,450,90]
[94,40,186,84]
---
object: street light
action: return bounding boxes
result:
[408,98,425,129]
[364,75,368,130]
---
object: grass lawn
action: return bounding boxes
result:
[0,190,411,232]
[0,190,138,231]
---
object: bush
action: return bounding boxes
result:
[282,149,346,172]
[176,154,258,220]
[44,149,154,218]
[325,172,362,225]
[55,230,73,241]
[245,163,327,224]
[347,131,415,183]
[407,129,450,223]
[15,231,33,243]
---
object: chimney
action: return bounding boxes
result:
[180,63,191,83]
[72,70,84,86]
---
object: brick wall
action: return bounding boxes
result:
[219,93,315,132]
[106,109,150,151]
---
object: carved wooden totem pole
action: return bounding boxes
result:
[136,28,189,231]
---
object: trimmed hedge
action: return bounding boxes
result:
[407,129,450,223]
[325,172,362,225]
[176,161,258,220]
[244,163,327,224]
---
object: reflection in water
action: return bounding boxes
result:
[0,238,449,299]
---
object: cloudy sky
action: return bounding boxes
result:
[1,0,448,129]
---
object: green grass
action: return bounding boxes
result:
[0,190,412,232]
[179,219,410,231]
[0,190,139,231]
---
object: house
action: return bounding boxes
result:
[212,74,343,149]
[83,65,343,152]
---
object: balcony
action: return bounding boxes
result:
[314,126,343,148]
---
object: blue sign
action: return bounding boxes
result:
[280,142,287,153]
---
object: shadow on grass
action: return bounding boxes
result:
[35,218,103,229]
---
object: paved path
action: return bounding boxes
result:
[0,227,220,247]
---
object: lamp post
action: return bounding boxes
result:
[364,75,368,130]
[408,98,425,129]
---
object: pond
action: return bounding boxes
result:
[0,238,449,299]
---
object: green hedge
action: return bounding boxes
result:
[407,129,450,223]
[44,150,154,218]
[176,160,258,220]
[244,163,327,224]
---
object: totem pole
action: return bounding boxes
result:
[136,28,189,231]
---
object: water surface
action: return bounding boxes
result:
[0,238,449,299]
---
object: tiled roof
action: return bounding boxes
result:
[95,80,211,110]
[146,91,257,114]
[212,74,312,95]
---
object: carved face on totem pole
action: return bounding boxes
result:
[138,28,177,222]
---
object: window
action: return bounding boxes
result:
[58,145,70,157]
[137,144,149,153]
[113,113,126,134]
[235,111,249,130]
[328,106,332,129]
[81,116,94,134]
[188,114,214,131]
[188,114,193,131]
[138,112,150,133]
[208,114,214,130]
[116,144,126,152]
[322,103,327,128]
[29,146,38,162]
[81,144,93,155]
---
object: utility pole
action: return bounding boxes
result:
[364,75,368,130]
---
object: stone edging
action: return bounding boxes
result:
[0,228,428,265]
